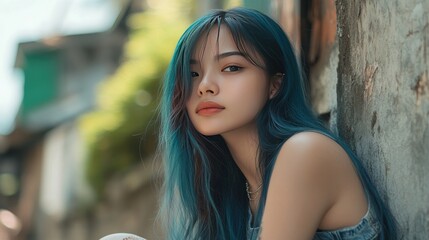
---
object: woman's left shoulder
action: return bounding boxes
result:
[261,131,357,237]
[282,131,341,153]
[280,131,348,159]
[275,131,353,183]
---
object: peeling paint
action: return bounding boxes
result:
[414,71,428,106]
[364,63,378,101]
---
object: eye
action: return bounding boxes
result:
[223,65,242,72]
[191,71,199,78]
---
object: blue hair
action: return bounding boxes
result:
[159,7,397,239]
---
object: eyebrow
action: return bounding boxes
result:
[190,51,245,64]
[217,51,245,59]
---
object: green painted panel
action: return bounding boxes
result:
[21,50,59,115]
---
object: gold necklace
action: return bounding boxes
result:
[245,182,263,201]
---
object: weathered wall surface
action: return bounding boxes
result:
[336,0,429,238]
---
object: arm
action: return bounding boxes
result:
[259,132,356,239]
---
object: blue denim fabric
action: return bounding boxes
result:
[247,200,381,240]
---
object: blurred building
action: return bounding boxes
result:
[0,0,145,239]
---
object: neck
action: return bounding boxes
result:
[221,122,262,188]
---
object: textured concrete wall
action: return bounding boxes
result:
[336,0,429,238]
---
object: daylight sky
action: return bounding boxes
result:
[0,0,119,135]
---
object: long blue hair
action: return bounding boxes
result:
[159,7,397,239]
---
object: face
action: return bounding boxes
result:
[185,25,276,137]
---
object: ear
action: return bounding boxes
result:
[269,73,284,99]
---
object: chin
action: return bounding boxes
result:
[196,129,221,136]
[193,125,225,136]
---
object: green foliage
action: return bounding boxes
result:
[79,4,189,198]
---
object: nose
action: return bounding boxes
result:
[197,73,219,96]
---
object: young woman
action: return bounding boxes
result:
[159,7,398,240]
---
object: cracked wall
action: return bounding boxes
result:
[335,0,429,237]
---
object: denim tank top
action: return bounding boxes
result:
[247,198,381,240]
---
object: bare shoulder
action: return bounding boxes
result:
[275,131,357,193]
[278,131,351,172]
[282,131,342,154]
[260,131,356,238]
[260,131,364,237]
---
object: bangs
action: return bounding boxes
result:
[222,16,266,70]
[187,13,267,77]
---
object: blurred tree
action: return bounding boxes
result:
[79,0,190,198]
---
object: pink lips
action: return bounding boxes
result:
[196,101,225,116]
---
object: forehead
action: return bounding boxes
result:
[192,25,237,57]
[191,24,263,68]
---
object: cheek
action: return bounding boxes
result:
[240,81,270,104]
[185,97,199,126]
[185,94,195,113]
